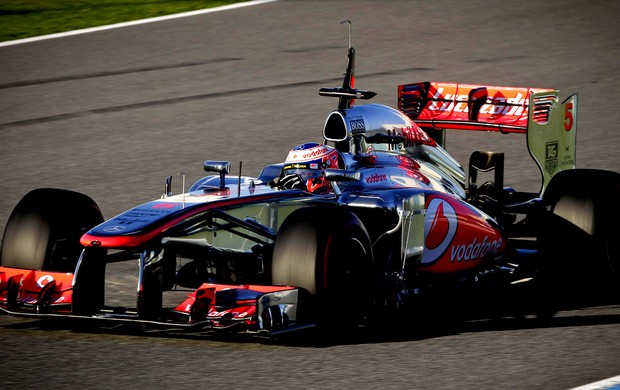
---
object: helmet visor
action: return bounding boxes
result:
[283,167,322,182]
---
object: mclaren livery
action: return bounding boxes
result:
[1,38,618,336]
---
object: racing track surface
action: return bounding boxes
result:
[1,1,619,388]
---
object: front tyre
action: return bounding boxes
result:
[271,207,374,328]
[1,188,104,272]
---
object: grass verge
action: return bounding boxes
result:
[0,0,244,42]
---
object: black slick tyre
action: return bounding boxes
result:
[540,169,620,303]
[1,188,104,272]
[271,207,374,330]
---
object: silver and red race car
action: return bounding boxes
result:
[1,41,618,336]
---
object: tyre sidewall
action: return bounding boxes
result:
[1,188,103,271]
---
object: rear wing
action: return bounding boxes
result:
[398,82,578,192]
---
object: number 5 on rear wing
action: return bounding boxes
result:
[398,82,577,193]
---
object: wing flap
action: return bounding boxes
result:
[398,81,556,134]
[398,81,577,193]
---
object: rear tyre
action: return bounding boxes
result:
[540,169,620,303]
[1,188,104,272]
[272,207,374,330]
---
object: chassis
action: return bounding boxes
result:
[1,43,619,336]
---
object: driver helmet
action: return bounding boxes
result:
[283,142,341,192]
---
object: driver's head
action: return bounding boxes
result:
[283,142,341,192]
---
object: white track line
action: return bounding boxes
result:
[0,0,280,48]
[569,375,620,390]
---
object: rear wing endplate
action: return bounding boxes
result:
[398,82,577,192]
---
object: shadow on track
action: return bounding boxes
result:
[2,300,619,348]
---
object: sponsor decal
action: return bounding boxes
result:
[208,309,240,318]
[36,274,54,288]
[283,163,310,170]
[428,87,528,116]
[263,295,280,305]
[422,195,504,268]
[130,207,176,216]
[545,141,559,175]
[564,102,574,131]
[300,146,330,160]
[286,143,330,162]
[103,225,126,233]
[287,146,333,163]
[422,198,458,265]
[153,203,176,209]
[292,142,316,151]
[561,145,574,168]
[365,173,387,184]
[450,236,503,262]
[379,126,436,149]
[349,118,366,134]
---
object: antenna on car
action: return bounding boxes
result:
[318,20,376,109]
[178,172,186,208]
[343,19,352,50]
[238,161,242,197]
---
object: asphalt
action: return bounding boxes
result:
[0,1,619,388]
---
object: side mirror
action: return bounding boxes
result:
[164,175,172,197]
[204,161,231,189]
[324,169,361,182]
[324,169,360,196]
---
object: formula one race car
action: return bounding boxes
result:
[1,40,619,336]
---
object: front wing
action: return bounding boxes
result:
[0,266,313,336]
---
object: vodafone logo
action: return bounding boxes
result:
[421,197,457,265]
[365,173,387,183]
[36,275,54,288]
[421,195,506,271]
[450,236,502,262]
[301,146,329,159]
